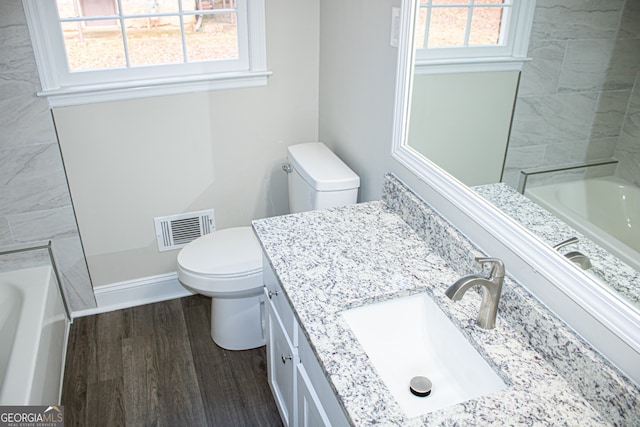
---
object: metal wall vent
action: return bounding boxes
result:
[154,209,215,252]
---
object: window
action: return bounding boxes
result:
[22,0,268,106]
[413,0,535,73]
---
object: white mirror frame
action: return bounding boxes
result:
[391,0,640,382]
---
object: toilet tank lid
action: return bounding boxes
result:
[288,142,360,191]
[177,226,262,276]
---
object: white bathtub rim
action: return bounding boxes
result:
[0,285,22,390]
[0,266,66,406]
[526,176,640,272]
[0,266,50,405]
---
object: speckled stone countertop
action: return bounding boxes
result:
[253,174,640,426]
[474,182,640,310]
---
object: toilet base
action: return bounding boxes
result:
[210,292,266,350]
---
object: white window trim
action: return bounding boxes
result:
[414,0,536,75]
[22,0,270,107]
[414,56,531,75]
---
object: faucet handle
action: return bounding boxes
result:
[553,236,579,251]
[475,257,505,279]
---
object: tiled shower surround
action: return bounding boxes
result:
[0,2,96,311]
[503,0,640,188]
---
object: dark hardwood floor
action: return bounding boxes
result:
[62,295,283,427]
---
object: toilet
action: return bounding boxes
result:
[177,142,360,350]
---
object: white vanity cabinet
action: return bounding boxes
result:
[296,362,331,427]
[263,257,350,427]
[264,264,298,427]
[295,326,350,427]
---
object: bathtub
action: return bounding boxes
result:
[0,265,69,405]
[526,176,640,271]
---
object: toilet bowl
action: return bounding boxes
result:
[176,142,360,351]
[177,226,265,350]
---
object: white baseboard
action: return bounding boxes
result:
[71,272,194,318]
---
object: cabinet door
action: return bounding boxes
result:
[297,328,351,426]
[263,256,297,344]
[296,364,332,427]
[266,292,298,427]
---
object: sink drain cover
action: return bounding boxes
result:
[409,376,432,397]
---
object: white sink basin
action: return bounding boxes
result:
[342,293,506,418]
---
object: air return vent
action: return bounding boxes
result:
[154,209,215,252]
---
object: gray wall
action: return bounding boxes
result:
[0,1,95,312]
[503,0,640,187]
[318,0,399,202]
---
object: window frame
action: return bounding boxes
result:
[22,0,269,107]
[413,0,536,75]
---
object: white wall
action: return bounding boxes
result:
[318,0,400,202]
[53,0,320,287]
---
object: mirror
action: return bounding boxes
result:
[407,71,518,186]
[401,0,640,312]
[392,0,640,381]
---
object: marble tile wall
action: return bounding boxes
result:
[503,0,640,188]
[0,1,96,312]
[616,68,640,185]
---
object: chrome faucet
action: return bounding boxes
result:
[445,257,504,330]
[553,237,592,270]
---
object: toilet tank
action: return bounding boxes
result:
[287,142,360,213]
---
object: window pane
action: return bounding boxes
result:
[120,0,180,15]
[183,0,205,12]
[61,21,126,71]
[125,18,185,66]
[59,0,119,18]
[56,0,85,19]
[415,8,428,49]
[53,0,248,77]
[427,7,468,48]
[183,0,235,13]
[432,0,470,4]
[469,7,505,46]
[185,13,238,61]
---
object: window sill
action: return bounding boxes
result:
[414,57,531,75]
[39,71,272,108]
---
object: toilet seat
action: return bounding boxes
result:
[177,226,266,350]
[177,226,263,296]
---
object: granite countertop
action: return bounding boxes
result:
[252,197,622,426]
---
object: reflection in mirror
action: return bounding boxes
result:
[487,0,640,310]
[475,182,640,313]
[404,0,640,312]
[406,0,531,186]
[407,71,517,186]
